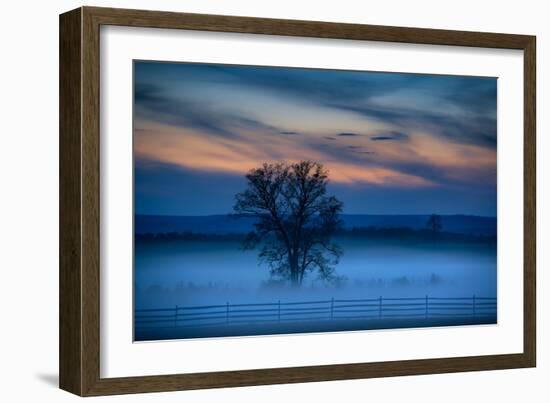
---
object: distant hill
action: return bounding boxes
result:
[135,214,496,236]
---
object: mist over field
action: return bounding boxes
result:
[135,215,497,309]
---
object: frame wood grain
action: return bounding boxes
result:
[59,6,536,396]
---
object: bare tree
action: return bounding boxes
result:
[426,214,443,233]
[233,161,343,286]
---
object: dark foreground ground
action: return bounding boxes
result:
[135,315,497,341]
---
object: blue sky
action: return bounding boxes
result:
[134,61,497,216]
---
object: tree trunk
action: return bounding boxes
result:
[288,255,300,286]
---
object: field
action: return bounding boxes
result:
[134,231,496,340]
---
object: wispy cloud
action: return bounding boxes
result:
[134,61,497,199]
[135,83,296,139]
[370,131,409,142]
[134,121,438,187]
[144,62,497,149]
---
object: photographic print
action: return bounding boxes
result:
[133,61,497,342]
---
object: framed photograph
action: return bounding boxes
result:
[59,6,536,396]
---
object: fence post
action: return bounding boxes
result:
[174,305,178,327]
[330,297,334,320]
[473,294,476,318]
[425,295,428,319]
[226,302,229,324]
[278,300,281,322]
[379,296,382,319]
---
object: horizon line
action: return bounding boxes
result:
[135,213,497,218]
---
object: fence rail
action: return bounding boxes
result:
[135,296,496,329]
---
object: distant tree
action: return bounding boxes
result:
[233,161,343,286]
[426,214,443,233]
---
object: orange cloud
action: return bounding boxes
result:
[366,131,496,185]
[134,121,493,189]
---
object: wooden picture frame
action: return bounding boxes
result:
[59,6,536,396]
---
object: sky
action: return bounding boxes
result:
[134,61,497,216]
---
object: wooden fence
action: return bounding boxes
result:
[135,296,497,329]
